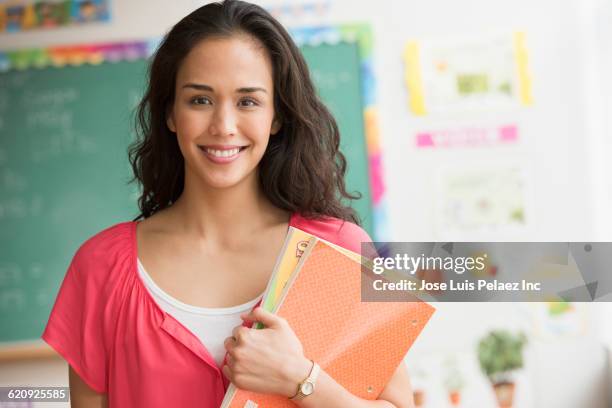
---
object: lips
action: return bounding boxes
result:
[197,145,248,164]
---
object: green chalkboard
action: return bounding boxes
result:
[0,40,371,346]
[301,42,372,234]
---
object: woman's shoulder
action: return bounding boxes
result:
[43,221,136,392]
[290,212,372,254]
[70,221,134,278]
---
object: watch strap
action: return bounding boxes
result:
[290,361,320,401]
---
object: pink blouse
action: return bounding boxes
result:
[42,212,371,407]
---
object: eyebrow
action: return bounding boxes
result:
[181,83,268,94]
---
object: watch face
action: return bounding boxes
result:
[301,381,314,395]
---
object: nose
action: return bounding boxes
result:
[208,102,237,137]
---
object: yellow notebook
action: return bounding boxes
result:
[261,227,362,313]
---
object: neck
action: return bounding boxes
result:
[170,168,290,243]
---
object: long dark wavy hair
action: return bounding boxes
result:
[128,0,361,224]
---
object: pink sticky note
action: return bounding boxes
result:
[498,125,518,142]
[416,132,434,147]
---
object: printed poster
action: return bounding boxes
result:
[435,165,530,236]
[404,32,533,115]
[0,0,110,33]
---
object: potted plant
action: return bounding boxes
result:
[410,365,428,407]
[477,330,527,408]
[443,356,465,406]
[412,389,425,408]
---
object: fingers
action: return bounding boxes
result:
[223,332,243,383]
[241,306,283,328]
[231,325,251,344]
[223,336,238,353]
[222,364,232,381]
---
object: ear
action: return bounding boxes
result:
[270,117,281,135]
[166,109,176,133]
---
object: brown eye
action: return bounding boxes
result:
[239,98,258,107]
[191,96,211,105]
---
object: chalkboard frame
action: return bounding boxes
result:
[289,23,390,241]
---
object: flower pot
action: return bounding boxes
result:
[448,390,461,406]
[413,389,425,407]
[493,381,515,408]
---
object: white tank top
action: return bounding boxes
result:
[137,258,263,366]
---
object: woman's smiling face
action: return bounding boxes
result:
[168,35,280,190]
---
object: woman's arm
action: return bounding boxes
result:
[377,362,416,408]
[68,366,108,408]
[294,361,415,408]
[223,307,416,408]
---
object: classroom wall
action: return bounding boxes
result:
[1,1,610,407]
[0,358,67,408]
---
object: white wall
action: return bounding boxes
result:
[1,1,610,407]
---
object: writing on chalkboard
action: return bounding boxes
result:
[0,262,25,312]
[20,88,79,107]
[0,195,44,219]
[29,132,99,162]
[0,91,7,135]
[0,92,8,111]
[0,169,26,191]
[0,262,20,285]
[0,288,51,311]
[0,58,150,344]
[27,110,73,130]
[0,289,26,311]
[0,262,50,313]
[16,86,100,161]
[4,71,32,88]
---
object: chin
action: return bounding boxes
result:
[198,172,253,190]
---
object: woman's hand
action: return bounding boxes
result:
[222,306,312,398]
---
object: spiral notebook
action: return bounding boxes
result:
[220,237,435,408]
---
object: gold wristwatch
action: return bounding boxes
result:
[289,360,320,401]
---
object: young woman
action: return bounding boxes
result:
[42,1,415,407]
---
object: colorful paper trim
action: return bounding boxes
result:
[416,124,519,149]
[0,39,161,71]
[265,0,331,20]
[291,24,389,240]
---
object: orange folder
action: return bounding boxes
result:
[221,238,436,407]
